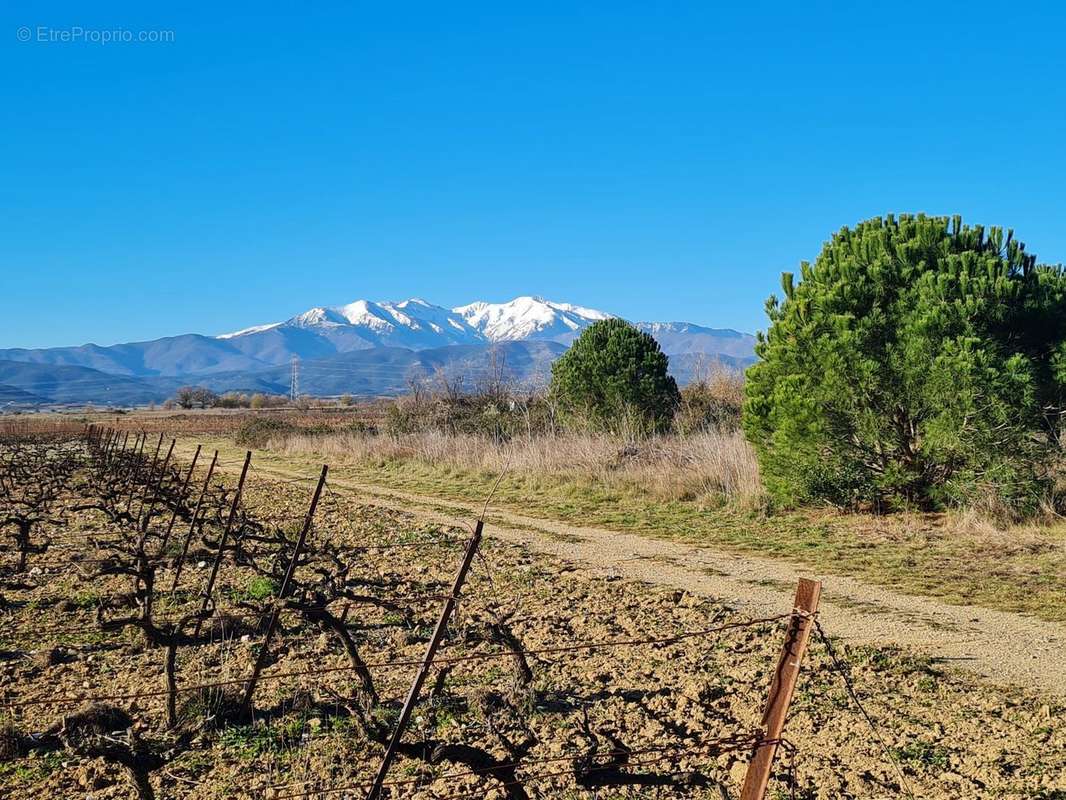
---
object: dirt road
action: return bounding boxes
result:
[197,449,1066,698]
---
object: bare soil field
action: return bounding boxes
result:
[163,435,1066,698]
[1,430,1064,799]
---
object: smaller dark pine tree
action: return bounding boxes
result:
[550,318,680,435]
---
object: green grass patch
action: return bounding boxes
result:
[71,589,102,609]
[0,752,63,785]
[217,717,305,760]
[890,740,952,771]
[230,577,278,603]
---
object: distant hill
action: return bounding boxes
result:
[0,295,756,405]
[0,334,280,378]
[634,322,756,359]
[168,341,568,398]
[665,353,752,385]
[0,360,176,406]
[0,383,49,407]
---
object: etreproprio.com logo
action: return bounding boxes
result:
[17,26,175,44]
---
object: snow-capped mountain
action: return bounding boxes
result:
[454,297,611,343]
[0,295,756,403]
[218,296,609,348]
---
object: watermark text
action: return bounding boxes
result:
[17,26,175,44]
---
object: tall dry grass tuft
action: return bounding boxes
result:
[267,427,765,507]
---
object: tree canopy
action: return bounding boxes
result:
[743,214,1066,515]
[550,318,680,434]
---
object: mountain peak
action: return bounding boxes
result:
[217,295,614,347]
[211,295,756,360]
[453,296,610,342]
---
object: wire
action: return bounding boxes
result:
[0,614,789,709]
[812,619,916,799]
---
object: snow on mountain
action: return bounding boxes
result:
[288,307,352,328]
[219,298,483,349]
[215,296,757,358]
[219,295,609,347]
[453,296,611,343]
[217,322,282,339]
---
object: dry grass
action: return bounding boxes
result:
[176,433,1066,621]
[267,427,765,506]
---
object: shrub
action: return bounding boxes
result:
[384,389,554,441]
[173,386,218,409]
[550,319,680,435]
[214,392,250,409]
[744,214,1066,514]
[234,417,297,448]
[247,394,287,410]
[674,367,745,434]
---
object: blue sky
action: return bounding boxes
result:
[2,2,1064,348]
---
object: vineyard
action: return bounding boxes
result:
[0,421,1064,799]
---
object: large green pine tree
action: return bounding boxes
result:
[743,214,1066,513]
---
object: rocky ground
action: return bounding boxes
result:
[1,475,1064,799]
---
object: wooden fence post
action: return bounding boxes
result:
[739,577,822,800]
[365,520,484,800]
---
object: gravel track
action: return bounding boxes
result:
[190,449,1066,698]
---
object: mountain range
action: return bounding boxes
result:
[0,296,756,407]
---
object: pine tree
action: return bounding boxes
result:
[743,214,1066,514]
[550,318,680,435]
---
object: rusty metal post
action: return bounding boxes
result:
[169,449,218,591]
[193,451,252,635]
[138,438,175,535]
[101,429,117,464]
[123,432,148,513]
[739,577,822,800]
[366,520,484,800]
[114,431,131,470]
[157,445,201,556]
[128,432,163,516]
[241,464,328,710]
[112,431,134,484]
